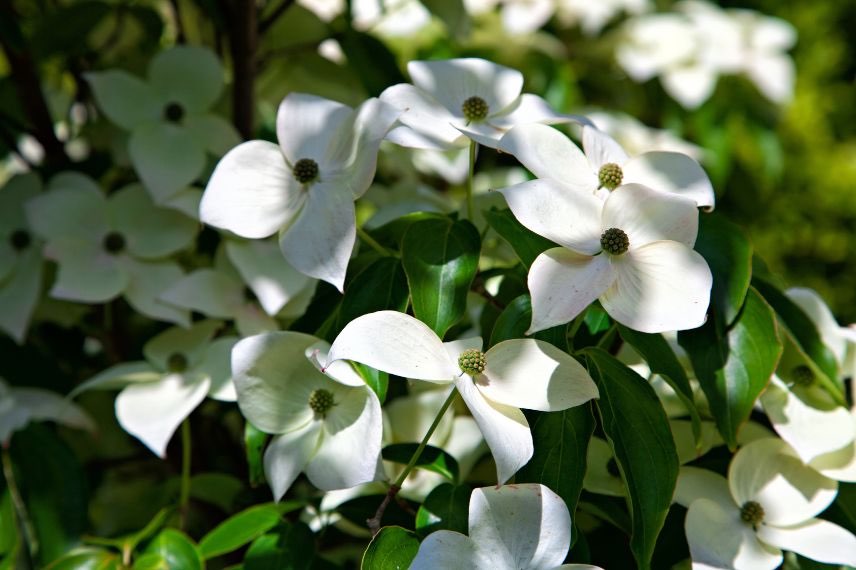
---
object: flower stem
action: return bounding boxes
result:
[367,387,459,534]
[2,445,38,561]
[466,139,477,220]
[178,419,191,529]
[357,226,396,257]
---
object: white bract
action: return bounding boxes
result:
[557,0,650,36]
[25,174,196,325]
[232,331,383,500]
[495,174,711,333]
[410,483,603,570]
[199,93,399,291]
[379,58,590,151]
[585,111,705,163]
[75,321,237,457]
[86,46,239,203]
[0,173,43,343]
[324,310,599,483]
[500,122,714,208]
[161,239,315,336]
[674,438,856,570]
[0,377,95,445]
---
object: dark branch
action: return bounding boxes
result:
[229,0,258,139]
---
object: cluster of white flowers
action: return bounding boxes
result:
[616,0,796,108]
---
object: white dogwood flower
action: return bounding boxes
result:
[499,123,714,209]
[674,438,856,569]
[0,378,95,445]
[496,179,711,334]
[380,58,590,151]
[86,46,239,203]
[25,174,196,325]
[231,331,383,500]
[325,310,598,483]
[199,93,399,291]
[75,320,237,457]
[411,483,603,570]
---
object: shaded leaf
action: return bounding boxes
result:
[488,294,567,351]
[484,208,556,269]
[361,526,419,570]
[382,443,459,483]
[414,483,470,535]
[693,213,753,325]
[243,522,315,570]
[199,504,282,559]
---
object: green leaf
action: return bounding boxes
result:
[366,212,449,250]
[336,30,406,97]
[0,491,17,558]
[337,496,418,531]
[402,218,481,338]
[489,294,567,351]
[244,421,269,487]
[679,287,783,448]
[329,256,409,338]
[583,304,611,336]
[361,526,420,570]
[31,1,111,58]
[382,443,459,483]
[484,208,556,269]
[136,529,203,570]
[353,362,389,403]
[243,522,315,570]
[820,482,856,535]
[616,325,703,448]
[199,504,282,560]
[189,473,244,512]
[693,213,753,325]
[414,483,470,535]
[584,348,679,570]
[516,406,594,535]
[43,548,120,570]
[422,0,469,39]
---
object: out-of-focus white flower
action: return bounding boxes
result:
[380,58,590,151]
[200,93,399,291]
[557,0,650,36]
[325,311,599,483]
[675,438,856,570]
[25,175,195,325]
[410,483,604,570]
[586,111,705,162]
[0,173,44,343]
[75,321,237,457]
[86,46,240,203]
[1,377,95,445]
[232,331,383,500]
[353,0,432,36]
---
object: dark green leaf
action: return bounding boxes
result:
[331,256,409,338]
[0,491,17,558]
[353,362,389,403]
[484,208,557,269]
[189,473,243,512]
[382,444,459,483]
[414,483,470,535]
[694,213,753,325]
[43,548,120,570]
[245,421,269,487]
[616,325,702,447]
[199,504,282,559]
[679,287,782,448]
[584,348,678,570]
[137,529,203,570]
[337,496,418,531]
[243,522,315,570]
[336,30,406,96]
[489,294,567,351]
[366,212,449,251]
[361,526,419,570]
[31,1,111,58]
[822,482,856,535]
[402,218,481,337]
[516,406,594,536]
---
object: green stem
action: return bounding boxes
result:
[356,226,396,258]
[2,446,38,561]
[393,388,459,488]
[465,140,477,220]
[179,420,191,529]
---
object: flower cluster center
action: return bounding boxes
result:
[164,102,185,123]
[739,501,765,527]
[458,348,486,375]
[791,364,815,387]
[600,227,629,255]
[308,388,335,415]
[103,231,126,254]
[598,162,623,190]
[461,96,489,122]
[167,352,188,373]
[9,229,31,251]
[293,158,319,184]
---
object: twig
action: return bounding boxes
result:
[259,0,296,33]
[366,484,399,535]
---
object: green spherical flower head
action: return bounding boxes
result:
[600,227,629,255]
[458,348,486,375]
[791,364,815,387]
[164,102,185,123]
[461,96,489,123]
[308,389,335,415]
[740,501,765,527]
[167,352,188,373]
[293,158,319,184]
[103,231,126,254]
[598,162,623,190]
[9,229,31,251]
